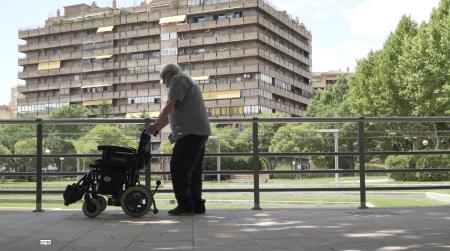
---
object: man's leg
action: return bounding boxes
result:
[190,136,208,213]
[170,135,207,212]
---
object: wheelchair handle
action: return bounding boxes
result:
[144,129,159,137]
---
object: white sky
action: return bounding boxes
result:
[0,0,441,104]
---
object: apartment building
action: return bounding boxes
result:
[313,68,352,93]
[10,87,22,118]
[18,0,312,122]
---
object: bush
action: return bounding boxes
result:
[203,157,257,181]
[271,165,295,179]
[365,164,388,177]
[386,153,450,181]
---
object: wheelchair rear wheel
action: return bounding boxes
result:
[82,199,102,218]
[121,186,152,217]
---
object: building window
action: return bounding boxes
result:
[234,59,243,66]
[244,105,259,114]
[326,80,337,85]
[193,16,204,23]
[13,101,17,105]
[213,14,226,21]
[213,61,227,67]
[188,0,201,7]
[161,48,178,56]
[193,48,205,53]
[234,11,242,18]
[74,75,80,81]
[131,53,144,60]
[152,51,161,58]
[161,32,177,40]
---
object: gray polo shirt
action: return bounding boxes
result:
[167,72,211,143]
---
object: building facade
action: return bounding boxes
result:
[312,68,352,93]
[10,87,22,118]
[17,0,313,120]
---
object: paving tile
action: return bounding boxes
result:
[0,237,20,246]
[255,238,333,251]
[0,229,39,238]
[194,233,257,247]
[2,207,450,250]
[325,240,392,251]
[194,244,263,251]
[0,240,69,251]
[135,231,193,242]
[61,247,128,251]
[126,240,193,251]
[245,229,307,240]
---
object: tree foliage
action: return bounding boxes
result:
[348,2,450,150]
[73,124,136,171]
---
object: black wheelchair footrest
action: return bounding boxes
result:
[63,183,84,206]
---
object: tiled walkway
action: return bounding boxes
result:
[1,206,450,251]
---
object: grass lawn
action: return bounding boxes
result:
[2,177,450,208]
[368,198,449,207]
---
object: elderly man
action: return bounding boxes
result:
[146,63,211,215]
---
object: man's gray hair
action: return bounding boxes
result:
[160,63,181,75]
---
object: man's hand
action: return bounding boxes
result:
[146,123,158,135]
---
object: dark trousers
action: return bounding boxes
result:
[170,134,209,210]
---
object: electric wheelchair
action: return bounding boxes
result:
[63,130,161,218]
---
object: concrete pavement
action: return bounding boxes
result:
[1,206,450,250]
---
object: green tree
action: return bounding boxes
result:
[14,140,37,180]
[0,114,37,172]
[395,0,450,149]
[45,105,92,171]
[90,99,114,118]
[73,125,136,171]
[348,7,450,150]
[269,123,306,177]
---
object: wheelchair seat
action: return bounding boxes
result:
[97,145,137,169]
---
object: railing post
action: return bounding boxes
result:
[145,117,151,188]
[34,118,44,212]
[358,117,368,209]
[252,117,262,210]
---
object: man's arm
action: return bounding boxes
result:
[146,99,176,133]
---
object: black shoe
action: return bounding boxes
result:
[194,199,206,214]
[168,206,194,215]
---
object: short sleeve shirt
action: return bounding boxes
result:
[167,73,211,143]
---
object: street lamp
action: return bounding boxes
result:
[292,160,295,180]
[60,158,64,181]
[45,149,51,182]
[209,136,221,183]
[160,151,165,181]
[317,129,339,183]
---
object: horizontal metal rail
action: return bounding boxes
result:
[2,117,450,211]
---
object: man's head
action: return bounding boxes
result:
[160,63,181,88]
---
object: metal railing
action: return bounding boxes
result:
[2,117,450,212]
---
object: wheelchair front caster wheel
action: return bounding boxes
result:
[82,199,102,218]
[96,195,107,212]
[153,209,159,214]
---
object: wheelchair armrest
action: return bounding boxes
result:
[98,145,137,153]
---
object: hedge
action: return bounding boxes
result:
[386,153,450,181]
